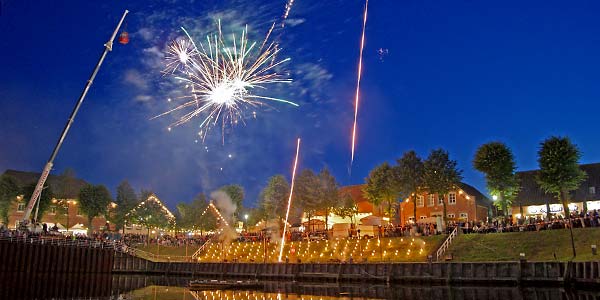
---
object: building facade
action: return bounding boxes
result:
[303,183,492,229]
[511,163,600,221]
[398,183,492,224]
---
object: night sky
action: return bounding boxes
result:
[2,0,600,209]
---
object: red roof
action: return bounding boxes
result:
[339,184,374,214]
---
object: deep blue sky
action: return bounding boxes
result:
[2,0,600,210]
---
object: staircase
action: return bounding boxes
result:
[435,226,458,261]
[191,239,212,260]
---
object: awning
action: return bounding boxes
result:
[360,215,383,226]
[69,223,88,235]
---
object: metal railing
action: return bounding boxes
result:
[1,235,199,262]
[191,239,212,260]
[0,235,117,249]
[435,226,458,261]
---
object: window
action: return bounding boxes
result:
[590,186,596,195]
[428,194,435,206]
[408,217,415,222]
[460,213,468,219]
[448,192,457,205]
[447,213,455,218]
[17,203,25,212]
[438,195,444,205]
[417,195,424,207]
[420,216,428,219]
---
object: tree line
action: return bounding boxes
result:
[0,136,586,232]
[0,169,248,234]
[363,135,586,224]
[248,168,357,230]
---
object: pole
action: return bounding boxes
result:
[66,202,70,230]
[22,10,130,224]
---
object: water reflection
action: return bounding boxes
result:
[0,273,598,300]
[117,282,599,300]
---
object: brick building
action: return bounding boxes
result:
[398,182,492,224]
[2,169,112,231]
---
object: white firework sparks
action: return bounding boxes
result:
[153,21,297,140]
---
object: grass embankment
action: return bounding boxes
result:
[198,235,446,263]
[135,235,446,263]
[448,227,600,262]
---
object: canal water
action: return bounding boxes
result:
[0,274,597,299]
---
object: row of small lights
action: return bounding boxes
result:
[192,290,337,300]
[197,237,427,262]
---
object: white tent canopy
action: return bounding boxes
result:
[48,222,67,232]
[69,223,88,235]
[360,215,384,226]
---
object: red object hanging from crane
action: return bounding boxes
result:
[118,31,129,44]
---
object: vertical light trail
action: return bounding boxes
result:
[351,0,369,165]
[278,137,301,262]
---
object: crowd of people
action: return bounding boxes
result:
[2,209,598,250]
[447,209,600,234]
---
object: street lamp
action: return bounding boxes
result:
[492,195,498,201]
[66,200,76,231]
[51,199,75,232]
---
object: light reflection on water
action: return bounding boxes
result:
[123,286,381,300]
[116,277,598,300]
[1,273,599,300]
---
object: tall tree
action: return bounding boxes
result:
[423,149,463,225]
[259,175,290,222]
[244,207,263,227]
[21,182,54,222]
[112,180,138,233]
[129,193,175,234]
[333,191,358,224]
[55,168,79,200]
[318,167,339,230]
[218,184,245,221]
[177,193,216,232]
[537,136,586,258]
[294,169,320,230]
[363,162,399,217]
[473,142,519,217]
[139,189,153,203]
[0,174,20,225]
[396,150,424,222]
[78,184,112,234]
[537,136,586,218]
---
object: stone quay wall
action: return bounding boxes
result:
[0,239,114,275]
[113,252,599,286]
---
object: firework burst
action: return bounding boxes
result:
[153,22,297,141]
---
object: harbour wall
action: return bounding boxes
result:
[113,252,600,286]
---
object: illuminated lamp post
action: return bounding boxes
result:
[492,195,498,223]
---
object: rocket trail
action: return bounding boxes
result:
[351,0,369,166]
[278,137,301,263]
